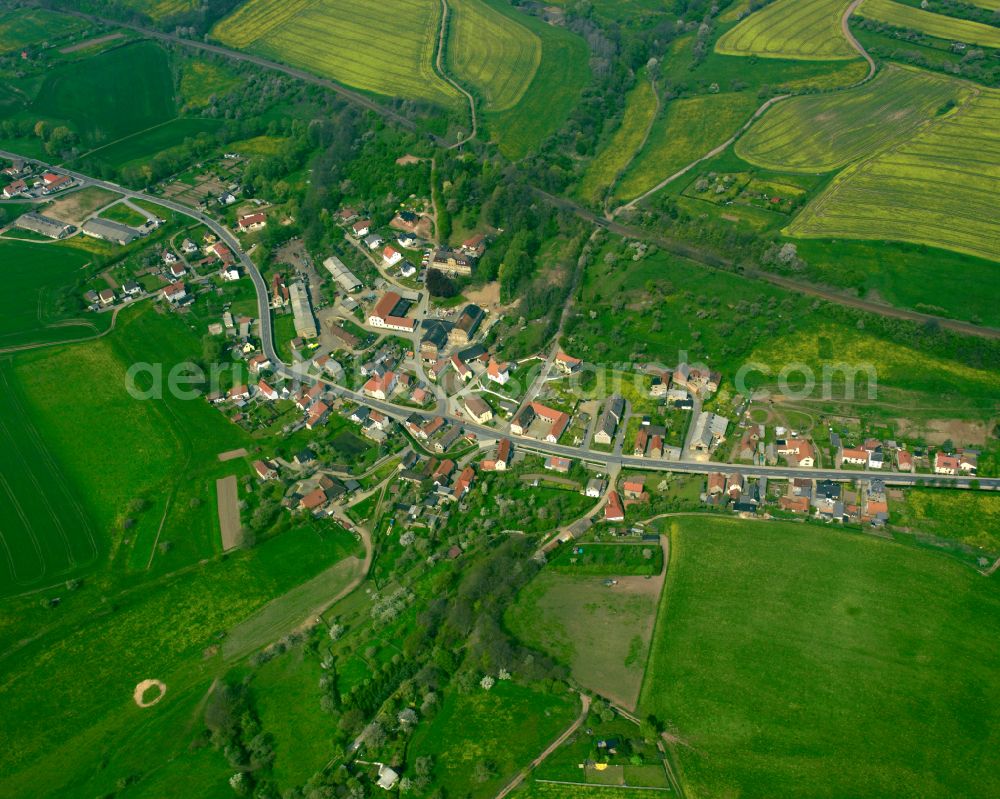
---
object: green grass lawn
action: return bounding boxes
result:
[642,516,1000,798]
[408,680,579,798]
[99,202,150,227]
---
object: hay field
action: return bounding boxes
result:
[716,0,857,59]
[213,0,462,107]
[859,0,1000,48]
[737,65,966,172]
[447,0,541,112]
[786,85,1000,261]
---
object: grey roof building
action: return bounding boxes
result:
[81,218,140,245]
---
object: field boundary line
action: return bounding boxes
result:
[534,779,671,792]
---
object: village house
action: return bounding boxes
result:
[351,219,372,237]
[726,473,744,501]
[934,451,960,475]
[161,281,187,304]
[382,245,403,266]
[306,401,330,429]
[337,207,360,224]
[544,456,571,473]
[253,460,278,481]
[481,438,512,471]
[257,380,279,401]
[840,446,868,467]
[364,232,384,250]
[586,478,606,498]
[98,288,115,306]
[779,494,811,514]
[237,212,267,233]
[486,358,510,385]
[390,210,419,232]
[448,304,486,347]
[123,280,141,297]
[228,384,250,401]
[40,172,72,194]
[368,292,416,332]
[623,477,645,500]
[430,248,474,276]
[604,490,625,522]
[896,450,913,472]
[634,428,649,456]
[363,371,398,400]
[453,466,475,498]
[593,396,625,446]
[463,395,493,424]
[554,351,582,374]
[169,261,186,279]
[777,439,815,468]
[2,179,26,198]
[707,472,726,496]
[461,233,487,258]
[212,242,235,265]
[419,319,451,361]
[450,353,472,381]
[432,459,456,485]
[649,369,673,397]
[689,412,729,452]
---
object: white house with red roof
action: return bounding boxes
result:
[368,291,416,332]
[382,245,402,266]
[2,179,26,198]
[363,371,398,400]
[934,451,959,475]
[486,358,510,385]
[212,242,235,265]
[257,380,278,400]
[161,281,187,303]
[237,212,267,232]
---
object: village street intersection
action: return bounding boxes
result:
[6,150,997,494]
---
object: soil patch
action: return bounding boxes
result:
[217,447,248,462]
[60,33,124,53]
[216,475,242,551]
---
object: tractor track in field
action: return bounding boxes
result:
[435,0,478,147]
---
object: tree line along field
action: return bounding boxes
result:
[859,0,1000,48]
[736,65,965,172]
[785,84,1000,261]
[640,517,1000,798]
[715,0,858,60]
[447,0,541,113]
[114,0,199,21]
[212,0,462,108]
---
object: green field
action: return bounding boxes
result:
[87,117,223,169]
[511,784,647,799]
[576,72,657,205]
[0,362,99,593]
[448,0,541,112]
[0,239,114,349]
[641,516,1000,798]
[507,570,659,709]
[99,201,150,226]
[408,681,579,798]
[213,0,461,107]
[0,7,86,51]
[480,6,590,159]
[0,521,358,797]
[787,85,1000,261]
[716,0,857,59]
[737,65,964,172]
[613,92,759,201]
[33,41,177,146]
[859,0,1000,48]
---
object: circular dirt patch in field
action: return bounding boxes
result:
[133,679,167,708]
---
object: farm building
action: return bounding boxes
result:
[288,282,318,339]
[14,212,73,239]
[323,255,363,292]
[368,291,416,332]
[82,218,140,245]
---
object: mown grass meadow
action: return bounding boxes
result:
[642,516,1000,798]
[859,0,1000,48]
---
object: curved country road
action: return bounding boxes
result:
[611,0,876,216]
